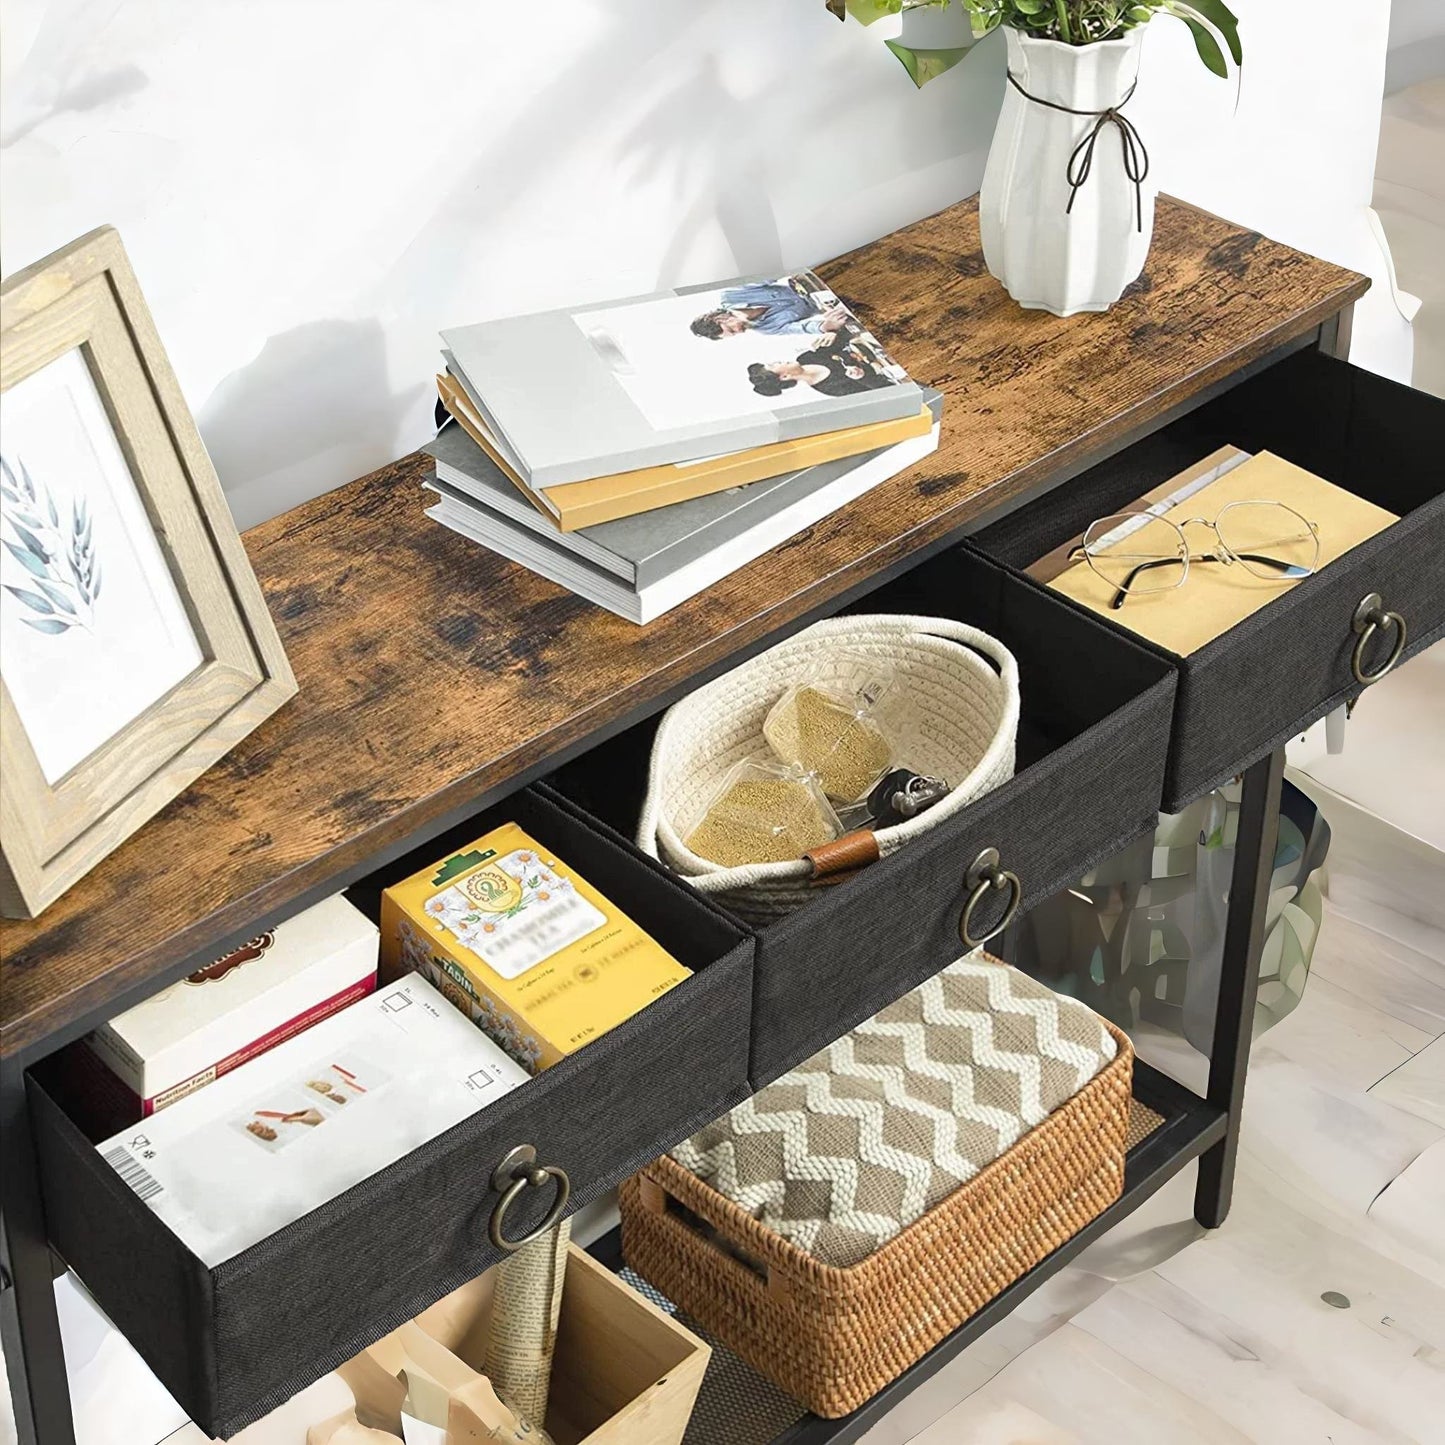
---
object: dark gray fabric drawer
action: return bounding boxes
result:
[28,787,753,1438]
[968,350,1445,810]
[547,547,1177,1089]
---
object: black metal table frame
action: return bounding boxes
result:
[0,309,1346,1445]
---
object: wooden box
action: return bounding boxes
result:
[362,1244,709,1445]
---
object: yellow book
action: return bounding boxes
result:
[437,373,934,532]
[380,823,690,1072]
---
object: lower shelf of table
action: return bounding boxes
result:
[589,1057,1226,1445]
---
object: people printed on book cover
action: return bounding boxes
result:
[748,344,897,398]
[686,272,905,402]
[691,281,851,340]
[572,271,908,429]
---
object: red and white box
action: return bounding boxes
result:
[86,894,379,1116]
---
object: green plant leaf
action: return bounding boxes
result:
[1177,13,1228,76]
[1180,0,1242,63]
[846,0,902,23]
[885,38,973,86]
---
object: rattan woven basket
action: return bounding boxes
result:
[636,614,1020,923]
[620,1019,1133,1419]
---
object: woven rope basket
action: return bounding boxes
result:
[620,1018,1133,1419]
[636,614,1020,922]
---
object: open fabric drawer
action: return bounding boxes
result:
[545,545,1177,1089]
[26,787,753,1437]
[967,349,1445,810]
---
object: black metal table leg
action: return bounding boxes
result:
[1193,748,1284,1229]
[1,1058,75,1445]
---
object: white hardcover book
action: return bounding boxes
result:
[86,894,378,1115]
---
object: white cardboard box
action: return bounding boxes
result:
[87,894,379,1114]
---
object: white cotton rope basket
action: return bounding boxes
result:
[636,614,1021,923]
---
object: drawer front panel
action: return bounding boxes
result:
[749,685,1170,1087]
[30,788,753,1437]
[1167,498,1444,804]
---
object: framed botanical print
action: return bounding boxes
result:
[0,227,296,918]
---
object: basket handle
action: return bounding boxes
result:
[637,1173,794,1303]
[806,829,881,882]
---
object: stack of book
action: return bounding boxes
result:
[425,271,941,623]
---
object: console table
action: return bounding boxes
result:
[8,195,1433,1445]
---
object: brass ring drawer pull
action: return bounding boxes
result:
[489,1145,571,1252]
[959,847,1022,950]
[1351,592,1407,686]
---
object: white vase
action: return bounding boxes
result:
[980,28,1156,316]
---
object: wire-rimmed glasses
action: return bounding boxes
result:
[1074,500,1321,610]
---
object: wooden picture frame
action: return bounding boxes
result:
[0,227,296,918]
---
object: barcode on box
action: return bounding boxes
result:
[101,1145,164,1204]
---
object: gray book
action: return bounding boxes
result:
[424,387,944,593]
[424,404,941,625]
[441,271,922,488]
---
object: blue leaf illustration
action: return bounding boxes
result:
[35,577,76,614]
[9,519,50,563]
[0,455,101,629]
[21,616,70,635]
[3,540,47,578]
[5,583,55,615]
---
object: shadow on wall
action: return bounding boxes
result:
[0,62,148,147]
[620,53,785,287]
[198,319,425,531]
[376,6,710,322]
[196,7,1005,527]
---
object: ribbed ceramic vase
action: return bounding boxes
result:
[980,28,1155,316]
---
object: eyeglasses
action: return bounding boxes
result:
[1073,501,1320,610]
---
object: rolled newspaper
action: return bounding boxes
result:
[481,1220,571,1430]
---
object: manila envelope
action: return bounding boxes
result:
[1048,451,1397,656]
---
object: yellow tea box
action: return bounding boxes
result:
[380,822,690,1071]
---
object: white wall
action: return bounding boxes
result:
[0,0,1405,530]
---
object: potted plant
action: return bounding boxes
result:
[825,0,1243,316]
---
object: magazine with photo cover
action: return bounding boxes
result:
[441,271,922,489]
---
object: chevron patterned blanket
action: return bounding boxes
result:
[672,957,1118,1267]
